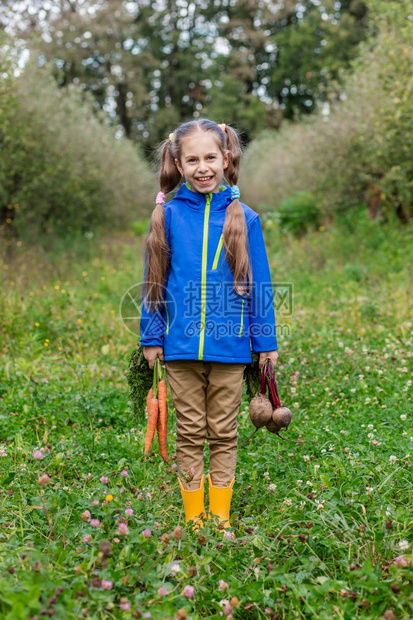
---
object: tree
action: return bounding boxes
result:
[267,0,369,118]
[1,0,370,149]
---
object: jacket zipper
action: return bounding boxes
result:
[238,298,244,336]
[198,192,212,360]
[165,302,169,335]
[211,234,224,270]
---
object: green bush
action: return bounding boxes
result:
[131,219,151,238]
[0,49,155,243]
[240,0,413,222]
[276,192,321,238]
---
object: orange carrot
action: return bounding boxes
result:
[144,393,159,456]
[157,379,169,463]
[146,387,153,413]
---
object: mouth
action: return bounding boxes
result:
[195,176,214,185]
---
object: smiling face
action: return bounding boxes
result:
[175,131,229,194]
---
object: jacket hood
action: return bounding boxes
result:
[171,183,233,212]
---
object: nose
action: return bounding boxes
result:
[197,159,209,173]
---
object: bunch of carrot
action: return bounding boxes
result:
[144,359,169,464]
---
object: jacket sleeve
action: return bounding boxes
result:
[139,283,166,347]
[139,206,170,348]
[247,215,278,352]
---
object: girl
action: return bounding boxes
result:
[140,119,278,527]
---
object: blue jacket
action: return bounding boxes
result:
[140,184,277,363]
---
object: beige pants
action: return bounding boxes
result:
[165,360,245,490]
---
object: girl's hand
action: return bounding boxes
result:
[259,350,279,369]
[143,346,164,369]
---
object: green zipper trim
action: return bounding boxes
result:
[198,193,212,360]
[238,299,245,336]
[212,234,224,270]
[165,302,169,335]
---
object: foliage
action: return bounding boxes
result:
[275,192,321,238]
[0,51,154,241]
[126,345,154,418]
[0,216,412,618]
[0,0,369,148]
[131,219,151,238]
[240,0,413,221]
[266,0,369,118]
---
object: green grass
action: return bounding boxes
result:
[0,214,412,619]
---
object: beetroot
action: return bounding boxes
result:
[243,360,298,445]
[249,394,273,429]
[272,406,292,431]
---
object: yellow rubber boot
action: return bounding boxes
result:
[208,475,235,529]
[178,475,205,528]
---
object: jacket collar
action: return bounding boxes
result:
[172,182,233,211]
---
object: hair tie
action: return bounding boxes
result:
[231,185,240,201]
[169,132,175,144]
[218,123,226,132]
[156,191,165,206]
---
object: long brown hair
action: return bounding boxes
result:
[144,119,252,313]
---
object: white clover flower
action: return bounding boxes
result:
[283,498,292,506]
[389,455,398,464]
[314,464,320,471]
[306,481,313,487]
[350,388,356,393]
[300,501,306,510]
[268,483,276,492]
[329,444,335,452]
[368,433,375,440]
[398,540,410,551]
[400,414,407,421]
[366,487,373,494]
[303,455,310,462]
[296,480,303,486]
[365,398,371,404]
[368,424,374,430]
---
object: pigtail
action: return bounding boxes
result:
[220,125,252,296]
[159,139,182,195]
[143,140,179,313]
[222,125,242,187]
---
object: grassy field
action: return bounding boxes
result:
[0,212,412,619]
